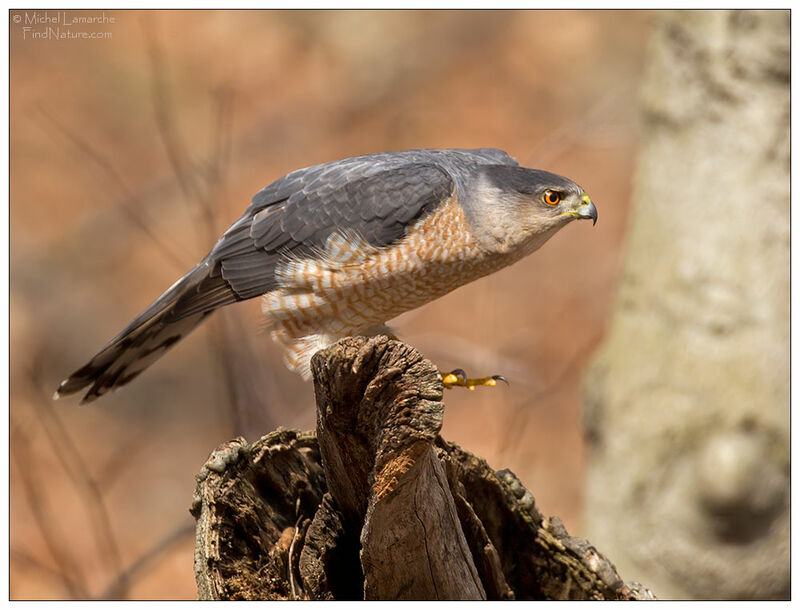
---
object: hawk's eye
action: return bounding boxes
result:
[543,190,561,206]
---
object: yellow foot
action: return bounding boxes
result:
[440,368,509,391]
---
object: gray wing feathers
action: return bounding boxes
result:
[222,162,454,298]
[56,148,513,402]
[220,251,279,298]
[250,163,453,252]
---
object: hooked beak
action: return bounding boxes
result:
[577,200,598,226]
[562,194,598,226]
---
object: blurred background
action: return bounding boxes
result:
[10,9,787,601]
[11,9,648,598]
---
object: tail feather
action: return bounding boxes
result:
[55,261,237,404]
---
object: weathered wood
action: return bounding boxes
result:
[190,430,326,600]
[312,335,484,600]
[192,336,654,600]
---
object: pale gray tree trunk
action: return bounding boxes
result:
[583,10,789,600]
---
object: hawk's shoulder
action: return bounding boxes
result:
[248,148,517,211]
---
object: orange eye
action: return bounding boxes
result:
[543,190,561,206]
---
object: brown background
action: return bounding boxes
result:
[10,9,650,599]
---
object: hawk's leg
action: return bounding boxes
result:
[440,368,508,391]
[375,332,507,390]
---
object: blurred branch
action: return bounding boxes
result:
[522,85,634,168]
[34,105,189,273]
[142,18,276,438]
[95,430,148,494]
[14,343,198,599]
[199,82,234,243]
[406,331,536,386]
[212,310,279,436]
[403,324,601,459]
[143,18,215,233]
[27,351,124,581]
[10,548,72,591]
[100,519,195,600]
[405,328,600,458]
[208,85,234,193]
[11,423,89,599]
[499,332,603,457]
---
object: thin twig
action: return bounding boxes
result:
[11,424,89,599]
[142,23,276,437]
[403,331,535,387]
[144,22,248,436]
[95,430,149,494]
[499,332,603,456]
[288,515,304,600]
[10,548,77,593]
[100,519,196,600]
[27,353,124,581]
[143,18,213,222]
[522,85,633,168]
[22,342,195,599]
[208,310,276,436]
[35,105,188,272]
[208,84,234,197]
[11,548,62,581]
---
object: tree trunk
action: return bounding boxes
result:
[582,9,789,600]
[192,336,653,600]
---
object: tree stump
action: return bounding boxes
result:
[191,336,654,600]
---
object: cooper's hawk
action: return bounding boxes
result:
[55,148,597,403]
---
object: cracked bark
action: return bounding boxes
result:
[192,336,654,600]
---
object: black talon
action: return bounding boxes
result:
[449,368,468,384]
[492,375,509,386]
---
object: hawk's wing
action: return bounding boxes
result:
[199,146,517,309]
[56,153,483,402]
[186,161,455,312]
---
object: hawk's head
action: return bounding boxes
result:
[465,164,597,256]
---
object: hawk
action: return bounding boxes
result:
[55,148,597,403]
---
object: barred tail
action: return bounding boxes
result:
[55,260,238,404]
